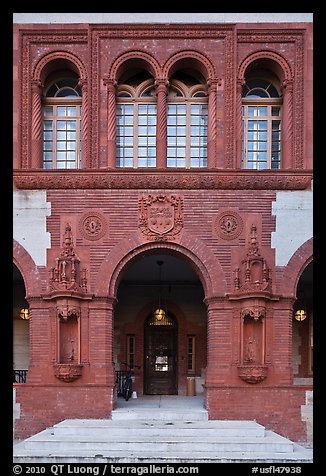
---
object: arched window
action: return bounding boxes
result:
[242,72,282,169]
[116,72,157,168]
[42,72,82,169]
[167,71,208,168]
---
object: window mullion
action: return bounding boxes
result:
[186,101,191,169]
[267,108,272,169]
[53,106,57,168]
[133,102,138,168]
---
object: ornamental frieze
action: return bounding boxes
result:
[13,170,312,191]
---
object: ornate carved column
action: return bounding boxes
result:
[104,78,117,169]
[31,79,43,168]
[281,79,294,169]
[207,79,217,168]
[236,78,245,169]
[155,79,168,169]
[78,79,88,168]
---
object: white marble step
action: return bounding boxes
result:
[50,418,265,438]
[13,419,313,463]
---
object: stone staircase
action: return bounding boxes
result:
[13,403,313,463]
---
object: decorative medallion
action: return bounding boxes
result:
[79,211,107,241]
[139,194,184,241]
[214,210,243,240]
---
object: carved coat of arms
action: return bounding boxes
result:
[139,194,183,241]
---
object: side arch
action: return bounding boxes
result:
[13,239,43,298]
[94,234,227,300]
[281,238,313,298]
[238,49,293,83]
[33,50,88,83]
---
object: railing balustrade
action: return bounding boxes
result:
[13,370,28,383]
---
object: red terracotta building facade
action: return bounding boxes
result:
[13,14,313,445]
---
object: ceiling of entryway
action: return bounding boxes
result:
[120,254,201,285]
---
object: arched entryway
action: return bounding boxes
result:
[292,260,313,383]
[113,252,207,397]
[13,264,30,383]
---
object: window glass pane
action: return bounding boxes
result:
[258,121,267,130]
[67,151,76,161]
[57,106,67,116]
[67,106,77,116]
[57,141,66,150]
[44,106,53,117]
[57,121,66,130]
[258,107,267,116]
[57,131,66,141]
[44,120,53,130]
[43,131,53,141]
[43,160,52,169]
[67,131,76,140]
[67,121,76,130]
[67,141,76,150]
[248,107,257,116]
[168,104,176,114]
[177,104,186,114]
[43,139,53,149]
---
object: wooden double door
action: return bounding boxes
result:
[144,314,177,395]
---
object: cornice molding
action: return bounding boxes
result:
[13,169,312,191]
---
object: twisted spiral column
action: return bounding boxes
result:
[104,78,117,169]
[31,80,43,168]
[155,79,168,169]
[281,79,294,168]
[236,78,245,169]
[207,79,217,168]
[79,79,88,168]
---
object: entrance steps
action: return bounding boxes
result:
[13,418,312,463]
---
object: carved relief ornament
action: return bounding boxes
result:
[139,194,184,241]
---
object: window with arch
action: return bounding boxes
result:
[167,72,208,168]
[116,72,157,168]
[42,72,82,169]
[242,72,282,170]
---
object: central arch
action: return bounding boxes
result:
[95,235,227,398]
[94,234,227,300]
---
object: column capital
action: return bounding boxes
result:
[103,77,117,91]
[78,78,87,89]
[31,79,43,94]
[155,78,169,93]
[281,78,294,94]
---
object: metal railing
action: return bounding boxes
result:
[13,370,28,383]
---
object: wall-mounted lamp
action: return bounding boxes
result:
[19,308,30,320]
[294,309,307,322]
